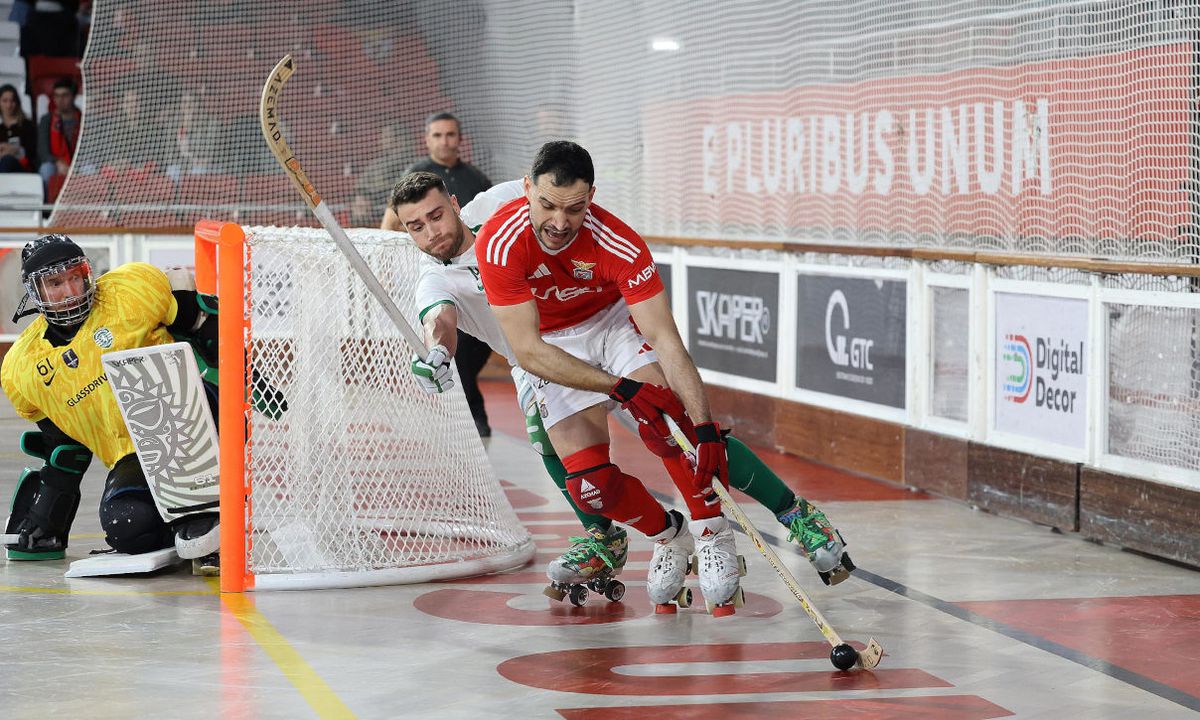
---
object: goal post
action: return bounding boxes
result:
[194,219,535,592]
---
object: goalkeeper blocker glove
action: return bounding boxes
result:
[608,377,687,439]
[691,421,729,493]
[411,345,455,394]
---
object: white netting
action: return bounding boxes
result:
[1107,302,1200,473]
[240,226,532,590]
[56,2,1198,263]
[931,286,970,422]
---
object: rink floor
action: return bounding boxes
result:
[1,379,1199,719]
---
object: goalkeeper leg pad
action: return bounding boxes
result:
[6,469,82,560]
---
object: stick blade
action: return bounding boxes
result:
[857,638,884,669]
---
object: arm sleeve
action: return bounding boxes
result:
[475,210,534,308]
[1,352,45,422]
[414,269,456,323]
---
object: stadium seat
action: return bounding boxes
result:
[27,55,83,122]
[241,173,303,226]
[178,173,240,226]
[114,169,178,227]
[0,174,44,228]
[52,173,114,226]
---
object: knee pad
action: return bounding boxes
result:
[565,462,623,513]
[638,422,684,459]
[99,492,173,555]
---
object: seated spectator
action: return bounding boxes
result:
[168,90,222,179]
[350,123,409,226]
[0,84,37,173]
[37,77,81,187]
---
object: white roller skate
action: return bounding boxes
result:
[777,497,855,586]
[646,510,694,614]
[690,515,746,617]
[543,524,628,607]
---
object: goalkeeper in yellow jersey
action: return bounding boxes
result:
[0,234,222,563]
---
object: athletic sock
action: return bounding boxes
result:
[726,435,796,517]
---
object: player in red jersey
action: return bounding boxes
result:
[475,141,744,613]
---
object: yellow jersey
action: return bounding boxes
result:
[1,262,179,468]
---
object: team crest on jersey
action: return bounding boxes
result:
[61,349,79,369]
[93,327,114,349]
[571,260,596,280]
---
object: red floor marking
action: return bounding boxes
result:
[414,587,783,624]
[481,379,922,504]
[498,642,951,695]
[557,695,1014,720]
[956,594,1200,697]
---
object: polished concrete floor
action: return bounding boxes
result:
[1,380,1198,719]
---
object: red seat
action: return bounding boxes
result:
[241,173,303,227]
[178,174,240,226]
[53,172,114,226]
[113,169,178,227]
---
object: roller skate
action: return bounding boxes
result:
[646,510,694,614]
[543,524,628,607]
[777,497,855,586]
[690,515,746,617]
[192,551,220,577]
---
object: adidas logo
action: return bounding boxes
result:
[527,263,551,280]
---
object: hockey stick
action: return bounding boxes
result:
[259,54,428,359]
[664,415,883,670]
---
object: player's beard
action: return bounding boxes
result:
[431,223,467,262]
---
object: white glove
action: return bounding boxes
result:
[410,344,455,394]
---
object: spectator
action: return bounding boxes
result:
[350,123,409,226]
[169,90,221,179]
[36,77,80,188]
[0,84,37,173]
[403,111,494,438]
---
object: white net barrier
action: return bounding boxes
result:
[57,2,1198,264]
[241,226,533,589]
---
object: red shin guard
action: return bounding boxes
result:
[563,444,670,536]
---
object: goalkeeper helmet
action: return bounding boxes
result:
[14,234,96,327]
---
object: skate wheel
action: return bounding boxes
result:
[731,586,745,608]
[737,555,747,576]
[605,580,625,603]
[543,585,566,602]
[826,566,851,586]
[676,587,692,609]
[841,552,856,572]
[819,570,832,586]
[568,585,588,607]
[654,603,678,614]
[712,604,736,618]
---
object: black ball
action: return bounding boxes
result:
[830,643,858,671]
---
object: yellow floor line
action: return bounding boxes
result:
[207,578,356,719]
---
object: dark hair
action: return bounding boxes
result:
[390,171,449,211]
[0,83,25,122]
[530,141,594,187]
[424,111,459,132]
[53,77,77,95]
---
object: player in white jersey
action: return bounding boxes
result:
[389,170,855,610]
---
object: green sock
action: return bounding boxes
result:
[542,452,612,532]
[726,435,797,518]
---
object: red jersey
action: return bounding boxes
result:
[476,197,664,332]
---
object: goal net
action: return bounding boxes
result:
[195,221,534,591]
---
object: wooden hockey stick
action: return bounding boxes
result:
[259,54,428,359]
[665,416,883,670]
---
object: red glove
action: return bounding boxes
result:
[609,377,687,436]
[691,421,728,493]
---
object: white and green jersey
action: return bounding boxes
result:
[414,180,523,364]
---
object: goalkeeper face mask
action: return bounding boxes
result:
[18,255,96,327]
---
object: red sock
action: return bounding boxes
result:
[661,454,721,520]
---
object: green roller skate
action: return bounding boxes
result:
[543,524,629,607]
[777,498,855,586]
